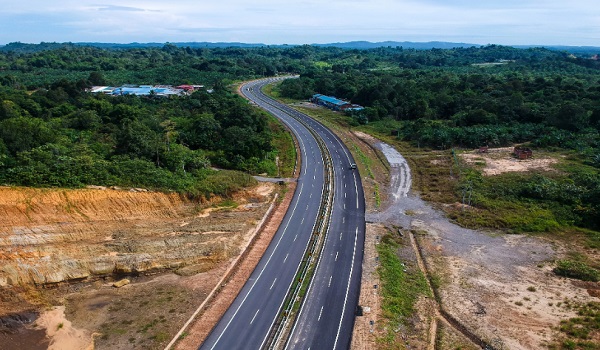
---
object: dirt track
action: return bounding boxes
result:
[355,134,599,349]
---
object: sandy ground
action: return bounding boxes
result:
[359,135,599,349]
[460,147,558,176]
[351,223,384,350]
[35,306,93,350]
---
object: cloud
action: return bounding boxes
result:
[95,5,151,12]
[0,0,598,45]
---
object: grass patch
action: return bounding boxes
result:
[267,113,297,178]
[550,302,600,349]
[377,233,430,347]
[553,260,600,282]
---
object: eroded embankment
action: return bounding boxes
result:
[0,185,272,287]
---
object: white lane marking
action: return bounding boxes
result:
[335,251,338,261]
[250,309,260,325]
[270,278,277,290]
[207,182,304,349]
[344,183,346,188]
[340,232,343,241]
[333,227,360,349]
[342,217,345,224]
[318,306,324,321]
[294,234,298,242]
[310,193,312,199]
[301,217,305,224]
[328,275,332,287]
[344,192,347,198]
[283,253,289,263]
[353,171,359,209]
[344,203,346,210]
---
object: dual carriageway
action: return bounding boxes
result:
[200,77,366,350]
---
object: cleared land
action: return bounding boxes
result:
[0,182,291,349]
[286,100,599,350]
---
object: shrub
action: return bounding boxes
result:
[553,260,600,282]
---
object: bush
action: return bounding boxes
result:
[553,260,600,282]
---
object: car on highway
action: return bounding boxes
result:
[349,163,357,170]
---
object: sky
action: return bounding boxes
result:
[1,0,599,46]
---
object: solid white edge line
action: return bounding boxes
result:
[207,181,304,349]
[332,226,359,350]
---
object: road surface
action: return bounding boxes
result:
[200,77,365,350]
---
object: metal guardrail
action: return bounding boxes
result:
[265,118,334,350]
[242,81,336,350]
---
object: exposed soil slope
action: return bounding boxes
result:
[0,186,269,287]
[0,183,278,349]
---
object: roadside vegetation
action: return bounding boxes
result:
[376,232,430,348]
[269,44,599,348]
[0,45,304,198]
[2,42,600,347]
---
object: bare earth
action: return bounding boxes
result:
[0,182,288,350]
[174,182,296,349]
[460,147,558,176]
[355,135,599,349]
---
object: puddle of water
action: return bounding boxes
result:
[0,311,49,350]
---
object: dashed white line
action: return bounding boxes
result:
[318,306,324,321]
[340,232,343,240]
[294,234,298,242]
[284,253,289,263]
[335,251,338,261]
[207,181,304,349]
[328,275,332,287]
[270,278,277,290]
[250,309,260,325]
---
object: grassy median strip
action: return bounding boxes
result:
[377,233,430,348]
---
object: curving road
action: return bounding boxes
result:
[200,77,365,350]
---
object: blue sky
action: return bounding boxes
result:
[1,0,598,45]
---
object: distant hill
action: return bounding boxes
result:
[311,40,480,49]
[77,42,270,49]
[1,40,598,55]
[513,45,600,56]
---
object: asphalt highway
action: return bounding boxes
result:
[200,77,365,350]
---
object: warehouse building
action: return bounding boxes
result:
[311,94,364,112]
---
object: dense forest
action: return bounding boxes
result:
[0,43,599,229]
[276,45,600,231]
[0,44,303,196]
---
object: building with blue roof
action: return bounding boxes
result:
[88,85,187,97]
[311,94,364,112]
